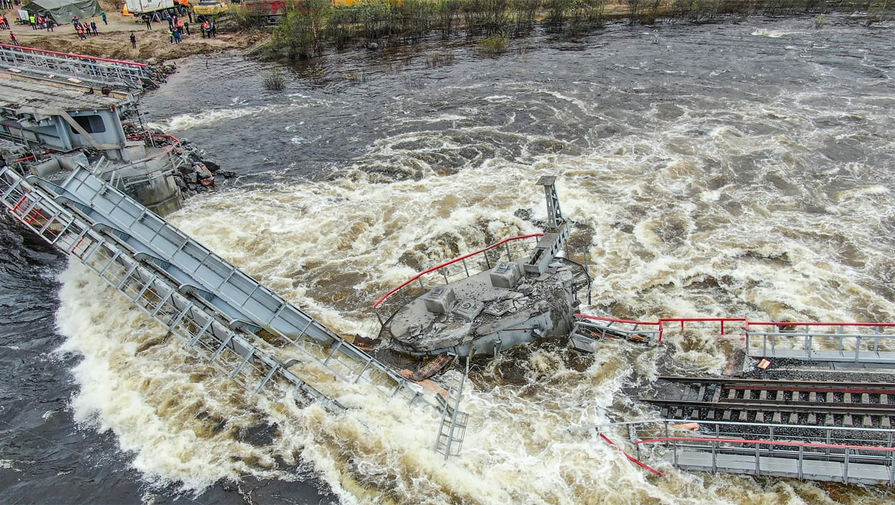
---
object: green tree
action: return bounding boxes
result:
[274,0,333,60]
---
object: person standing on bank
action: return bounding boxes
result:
[101,11,107,24]
[130,32,136,49]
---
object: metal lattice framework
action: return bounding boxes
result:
[0,43,149,89]
[574,419,895,486]
[0,166,474,452]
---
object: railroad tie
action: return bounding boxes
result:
[881,394,889,405]
[863,415,873,428]
[775,391,785,401]
[674,407,684,419]
[754,411,765,423]
[695,385,706,401]
[806,413,816,425]
[882,416,891,429]
[843,414,853,427]
[738,410,749,422]
[826,392,835,402]
[824,414,835,426]
[712,388,722,402]
[861,393,870,404]
[809,391,817,403]
[723,410,732,421]
[707,409,716,420]
[843,393,852,404]
[788,412,799,424]
[727,388,737,400]
[759,390,768,401]
[772,412,782,424]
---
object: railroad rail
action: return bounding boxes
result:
[644,376,895,429]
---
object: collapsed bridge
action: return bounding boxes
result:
[0,164,469,458]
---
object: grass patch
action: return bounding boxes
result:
[478,35,509,55]
[263,69,286,90]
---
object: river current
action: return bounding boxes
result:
[2,15,895,505]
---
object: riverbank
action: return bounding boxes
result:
[4,2,890,66]
[3,7,268,61]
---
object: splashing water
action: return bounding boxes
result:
[50,16,895,505]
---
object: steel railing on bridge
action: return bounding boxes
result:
[373,233,544,324]
[745,321,895,364]
[0,43,149,89]
[571,314,895,365]
[573,419,895,485]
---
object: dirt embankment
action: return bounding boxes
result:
[4,5,268,62]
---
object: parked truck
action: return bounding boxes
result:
[125,0,188,15]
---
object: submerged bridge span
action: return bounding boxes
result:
[0,165,467,454]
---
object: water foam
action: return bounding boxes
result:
[56,20,895,503]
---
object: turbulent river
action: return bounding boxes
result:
[3,14,895,505]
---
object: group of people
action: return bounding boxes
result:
[1,5,214,49]
[141,4,193,29]
[200,18,216,38]
[166,14,216,44]
[166,12,189,44]
[27,13,55,31]
[1,10,112,45]
[71,16,99,40]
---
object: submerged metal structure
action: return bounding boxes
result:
[374,176,590,359]
[0,164,470,454]
[4,47,891,480]
[0,44,474,460]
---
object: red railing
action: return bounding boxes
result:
[574,314,895,343]
[0,43,147,67]
[600,433,664,477]
[374,233,543,309]
[13,150,58,163]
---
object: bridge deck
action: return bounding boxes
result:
[675,449,894,485]
[1,165,435,418]
[0,75,127,113]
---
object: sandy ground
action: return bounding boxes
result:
[2,6,267,62]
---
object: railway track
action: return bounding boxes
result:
[644,376,895,429]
